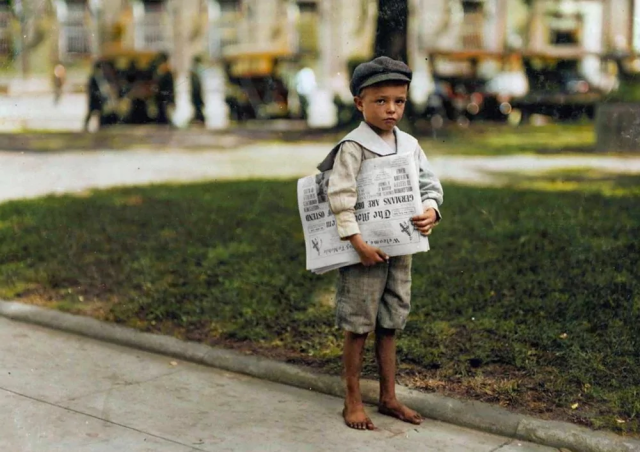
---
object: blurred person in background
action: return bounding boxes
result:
[295,67,317,119]
[53,63,66,106]
[125,60,151,124]
[84,62,105,131]
[84,61,120,131]
[153,52,175,125]
[190,56,206,124]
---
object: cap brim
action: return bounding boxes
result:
[359,73,411,92]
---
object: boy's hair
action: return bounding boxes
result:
[357,80,410,97]
[350,56,412,97]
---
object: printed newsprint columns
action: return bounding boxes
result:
[298,154,429,274]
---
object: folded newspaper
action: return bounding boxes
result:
[298,154,429,274]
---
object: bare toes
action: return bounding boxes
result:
[379,401,424,425]
[343,405,375,431]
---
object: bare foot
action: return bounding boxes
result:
[343,404,375,430]
[378,399,423,425]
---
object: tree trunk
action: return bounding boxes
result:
[374,0,408,62]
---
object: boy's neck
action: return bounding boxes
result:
[366,121,395,138]
[365,121,396,149]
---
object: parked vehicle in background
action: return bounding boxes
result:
[424,51,528,126]
[422,50,619,126]
[222,50,305,121]
[508,54,612,124]
[87,49,176,128]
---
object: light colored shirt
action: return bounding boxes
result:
[323,122,443,239]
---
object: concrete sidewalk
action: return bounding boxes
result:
[1,317,558,452]
[3,143,640,203]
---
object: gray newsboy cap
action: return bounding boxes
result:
[350,56,412,96]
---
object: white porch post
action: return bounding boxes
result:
[88,0,103,57]
[204,0,229,130]
[306,0,338,128]
[170,0,194,128]
[408,0,433,114]
[132,0,144,50]
[579,1,604,87]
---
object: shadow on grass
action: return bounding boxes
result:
[497,170,640,197]
[0,127,251,152]
[0,177,638,434]
[419,123,597,156]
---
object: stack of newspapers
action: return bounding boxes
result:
[297,154,430,274]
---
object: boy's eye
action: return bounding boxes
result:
[375,99,385,105]
[396,99,406,105]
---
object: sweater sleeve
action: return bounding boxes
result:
[417,145,444,221]
[327,141,363,239]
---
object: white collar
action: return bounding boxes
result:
[317,122,418,171]
[340,122,397,156]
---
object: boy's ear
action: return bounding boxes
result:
[354,96,364,112]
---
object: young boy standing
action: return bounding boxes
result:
[317,57,444,430]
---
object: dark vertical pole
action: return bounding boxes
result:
[630,0,636,54]
[13,0,29,79]
[375,0,408,62]
[19,22,28,78]
[600,0,609,53]
[496,0,508,53]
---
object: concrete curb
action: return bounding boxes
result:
[1,300,638,452]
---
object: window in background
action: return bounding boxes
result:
[208,0,240,59]
[57,0,92,59]
[461,0,485,49]
[134,0,172,52]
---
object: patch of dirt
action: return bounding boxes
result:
[13,287,115,321]
[310,286,336,309]
[152,320,334,370]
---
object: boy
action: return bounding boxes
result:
[317,56,443,430]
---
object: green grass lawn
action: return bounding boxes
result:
[0,177,638,434]
[1,122,596,156]
[419,123,596,156]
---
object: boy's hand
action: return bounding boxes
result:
[348,234,389,266]
[412,208,439,236]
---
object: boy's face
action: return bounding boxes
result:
[354,83,408,133]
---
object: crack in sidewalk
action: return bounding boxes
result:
[60,368,184,404]
[0,385,208,452]
[489,439,515,451]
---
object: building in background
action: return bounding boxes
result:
[0,0,639,128]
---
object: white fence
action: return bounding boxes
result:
[461,10,485,49]
[136,3,172,52]
[63,5,92,55]
[208,0,240,59]
[56,2,93,59]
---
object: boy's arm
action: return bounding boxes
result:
[416,145,444,221]
[411,145,444,235]
[328,142,389,265]
[327,141,363,239]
